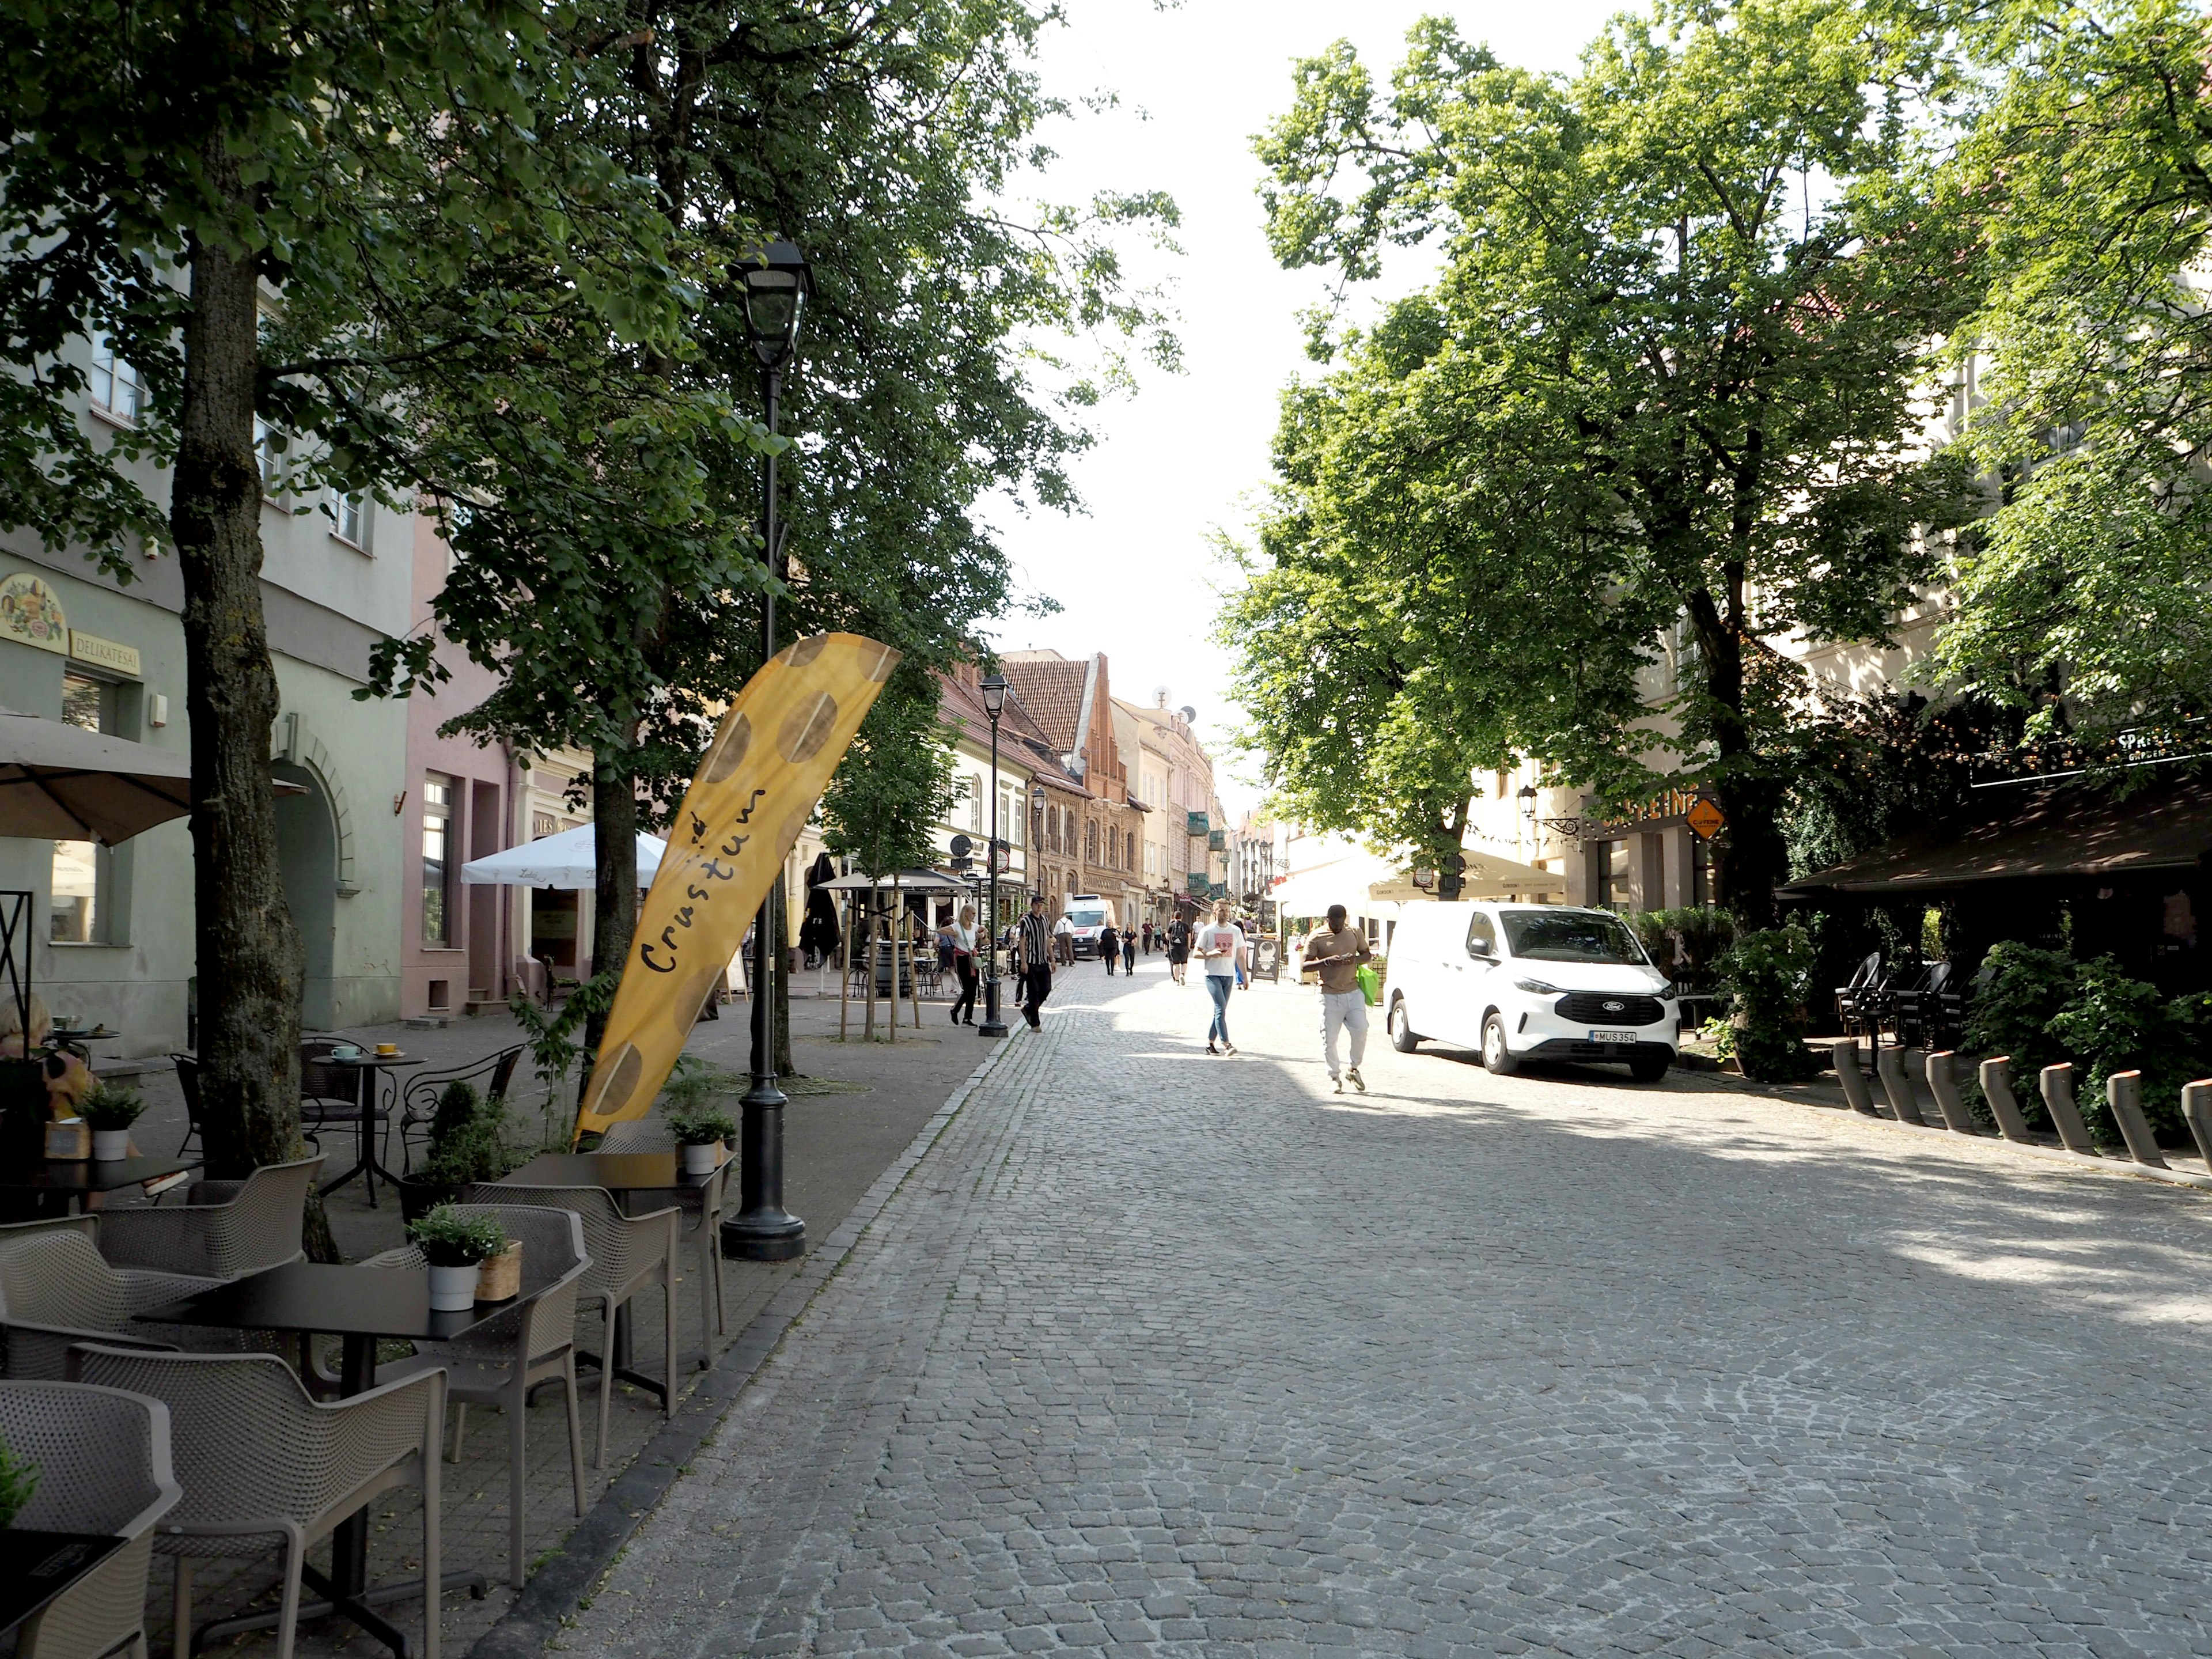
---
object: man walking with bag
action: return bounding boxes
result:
[1306,904,1373,1093]
[1194,899,1247,1056]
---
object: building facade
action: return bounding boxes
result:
[1003,651,1147,930]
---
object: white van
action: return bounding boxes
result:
[1063,893,1112,959]
[1383,903,1678,1082]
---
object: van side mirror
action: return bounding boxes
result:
[1468,941,1494,961]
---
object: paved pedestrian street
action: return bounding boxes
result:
[558,958,2212,1658]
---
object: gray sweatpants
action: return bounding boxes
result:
[1320,989,1368,1078]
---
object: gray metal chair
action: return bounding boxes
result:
[0,1378,182,1659]
[465,1183,677,1467]
[69,1346,445,1659]
[96,1156,321,1282]
[360,1203,588,1589]
[595,1121,728,1359]
[0,1232,219,1380]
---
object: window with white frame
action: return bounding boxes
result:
[88,335,142,423]
[328,487,367,547]
[968,776,983,833]
[254,417,283,497]
[51,673,113,943]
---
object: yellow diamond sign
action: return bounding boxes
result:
[1687,798,1725,840]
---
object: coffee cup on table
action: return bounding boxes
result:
[330,1044,362,1060]
[375,1042,399,1056]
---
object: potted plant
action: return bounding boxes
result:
[77,1081,146,1161]
[667,1106,736,1173]
[0,1427,36,1529]
[397,1082,509,1222]
[407,1205,509,1310]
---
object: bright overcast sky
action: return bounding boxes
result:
[980,0,1624,815]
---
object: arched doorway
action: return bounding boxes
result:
[274,761,338,1028]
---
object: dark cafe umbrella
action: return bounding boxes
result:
[0,707,194,843]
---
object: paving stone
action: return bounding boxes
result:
[555,963,2212,1658]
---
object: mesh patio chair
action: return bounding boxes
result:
[358,1204,588,1589]
[595,1122,728,1359]
[1832,952,1884,1039]
[68,1345,445,1659]
[0,1213,100,1247]
[395,1047,524,1176]
[463,1183,676,1468]
[96,1157,321,1282]
[0,1378,181,1659]
[0,1232,221,1380]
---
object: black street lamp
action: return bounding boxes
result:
[724,240,815,1265]
[978,672,1009,1038]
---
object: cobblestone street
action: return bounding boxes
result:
[559,956,2212,1658]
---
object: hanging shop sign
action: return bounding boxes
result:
[1686,798,1726,840]
[0,573,68,654]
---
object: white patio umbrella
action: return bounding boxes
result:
[459,822,666,888]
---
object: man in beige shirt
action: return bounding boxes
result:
[1306,903,1374,1092]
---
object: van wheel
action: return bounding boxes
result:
[1482,1012,1518,1075]
[1628,1052,1670,1083]
[1388,997,1421,1054]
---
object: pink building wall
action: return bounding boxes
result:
[398,517,522,1020]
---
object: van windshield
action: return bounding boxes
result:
[1501,910,1649,966]
[1066,906,1108,928]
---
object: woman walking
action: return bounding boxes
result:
[1099,921,1120,974]
[1122,927,1137,975]
[1166,915,1191,984]
[947,904,979,1025]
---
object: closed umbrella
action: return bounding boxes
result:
[0,707,192,844]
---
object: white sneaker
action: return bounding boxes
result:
[1332,1077,1343,1094]
[1347,1066,1366,1093]
[1224,1044,1237,1056]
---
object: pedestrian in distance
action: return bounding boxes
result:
[1052,909,1075,967]
[1194,899,1247,1056]
[947,904,978,1026]
[1122,927,1137,975]
[1307,903,1374,1093]
[1141,920,1154,955]
[1099,921,1120,974]
[1014,894,1053,1029]
[1166,915,1191,985]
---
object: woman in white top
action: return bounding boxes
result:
[948,904,979,1026]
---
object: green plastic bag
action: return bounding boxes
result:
[1355,963,1380,1006]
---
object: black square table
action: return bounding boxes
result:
[134,1259,556,1657]
[0,1154,198,1218]
[0,1529,124,1641]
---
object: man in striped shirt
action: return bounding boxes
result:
[1014,894,1053,1029]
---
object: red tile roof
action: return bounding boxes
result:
[1001,657,1089,753]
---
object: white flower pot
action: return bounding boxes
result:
[427,1263,480,1312]
[92,1128,131,1161]
[681,1141,720,1175]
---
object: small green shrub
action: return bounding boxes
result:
[407,1205,507,1267]
[0,1427,37,1528]
[1964,942,2080,1132]
[1717,923,1822,1082]
[2046,960,2212,1143]
[666,1106,737,1145]
[419,1081,508,1187]
[75,1081,145,1129]
[1631,907,1736,991]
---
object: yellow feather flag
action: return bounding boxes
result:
[573,632,900,1139]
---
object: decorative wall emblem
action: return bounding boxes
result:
[0,573,68,654]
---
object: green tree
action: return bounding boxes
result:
[1251,1,1979,925]
[1925,0,2212,743]
[0,0,677,1179]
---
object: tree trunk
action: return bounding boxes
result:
[588,741,641,1051]
[172,144,307,1198]
[1685,592,1785,931]
[771,879,796,1077]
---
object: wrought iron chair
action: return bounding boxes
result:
[1891,960,1960,1051]
[69,1345,446,1659]
[0,1231,219,1380]
[166,1054,203,1160]
[97,1156,321,1282]
[464,1183,677,1467]
[0,1378,182,1659]
[395,1046,524,1175]
[298,1037,387,1158]
[357,1203,588,1589]
[596,1121,728,1359]
[1832,952,1884,1039]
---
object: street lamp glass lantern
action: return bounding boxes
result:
[979,672,1008,718]
[740,241,815,372]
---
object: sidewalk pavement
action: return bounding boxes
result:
[556,955,2212,1659]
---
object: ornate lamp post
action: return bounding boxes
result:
[724,240,815,1264]
[977,672,1009,1037]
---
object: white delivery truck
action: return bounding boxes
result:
[1062,893,1112,959]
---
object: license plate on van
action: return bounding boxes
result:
[1590,1029,1637,1046]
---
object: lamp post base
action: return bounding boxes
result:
[978,974,1007,1038]
[721,1210,806,1260]
[724,1088,805,1260]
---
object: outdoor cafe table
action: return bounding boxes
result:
[495,1151,715,1407]
[318,1052,425,1208]
[0,1530,125,1645]
[132,1259,556,1657]
[0,1153,197,1218]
